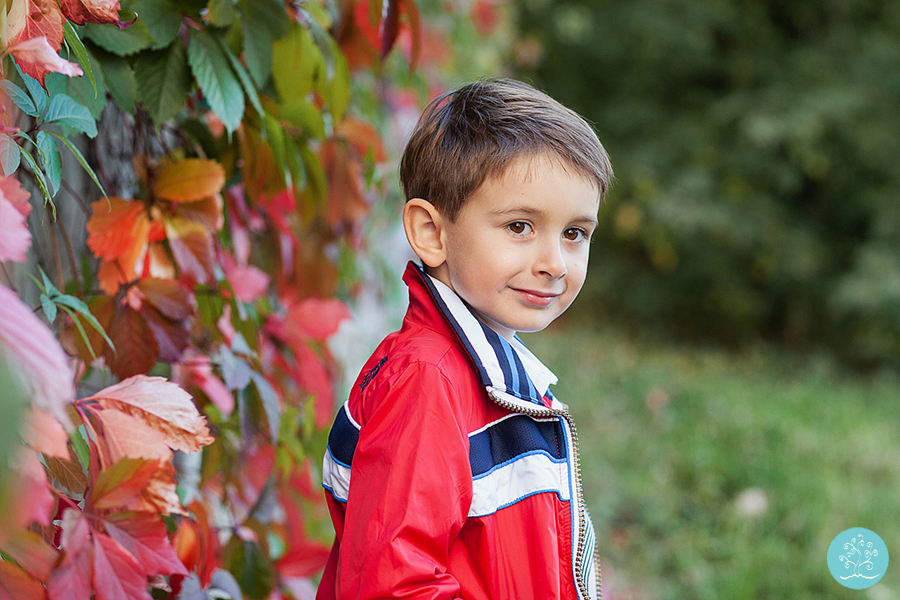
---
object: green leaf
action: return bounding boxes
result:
[208,0,235,27]
[44,94,99,138]
[0,134,21,177]
[18,150,53,216]
[0,81,39,117]
[17,67,48,114]
[132,0,182,50]
[36,132,61,196]
[328,45,350,124]
[40,294,58,323]
[40,269,60,297]
[239,0,286,87]
[47,130,108,198]
[280,99,325,139]
[82,20,154,56]
[135,42,191,126]
[188,29,245,134]
[216,35,263,117]
[70,426,91,471]
[57,304,100,361]
[52,294,116,354]
[271,23,324,104]
[95,49,137,113]
[63,21,96,94]
[222,536,274,600]
[59,45,108,121]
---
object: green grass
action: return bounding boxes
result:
[521,325,900,600]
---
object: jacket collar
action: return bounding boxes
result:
[404,262,558,410]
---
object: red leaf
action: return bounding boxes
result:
[173,350,234,416]
[104,516,189,577]
[275,539,331,578]
[3,449,56,533]
[83,375,214,454]
[142,306,190,362]
[0,283,75,425]
[137,278,194,321]
[7,0,65,84]
[0,176,33,263]
[292,343,334,429]
[0,530,59,581]
[154,159,226,202]
[47,509,91,600]
[92,533,153,600]
[0,561,46,600]
[59,0,121,25]
[106,303,160,379]
[285,298,351,341]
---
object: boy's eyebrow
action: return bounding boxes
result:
[489,206,599,226]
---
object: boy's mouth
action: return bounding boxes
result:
[512,288,560,307]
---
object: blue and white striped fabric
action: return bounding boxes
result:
[323,264,568,516]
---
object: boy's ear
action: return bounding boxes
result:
[403,198,447,269]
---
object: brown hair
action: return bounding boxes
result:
[400,78,613,221]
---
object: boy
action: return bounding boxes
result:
[318,78,613,600]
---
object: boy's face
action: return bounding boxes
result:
[430,155,599,341]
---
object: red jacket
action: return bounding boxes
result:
[318,262,600,600]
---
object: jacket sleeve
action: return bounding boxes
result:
[336,361,473,600]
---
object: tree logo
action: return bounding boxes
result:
[827,527,889,589]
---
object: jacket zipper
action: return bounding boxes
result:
[487,391,602,600]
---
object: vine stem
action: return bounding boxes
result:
[55,217,84,296]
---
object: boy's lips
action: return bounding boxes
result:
[512,287,561,307]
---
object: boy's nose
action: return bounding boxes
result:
[534,239,567,278]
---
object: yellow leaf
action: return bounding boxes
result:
[154,159,226,202]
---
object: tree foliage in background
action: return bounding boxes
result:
[0,0,508,598]
[516,0,900,365]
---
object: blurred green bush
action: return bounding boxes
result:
[515,0,900,365]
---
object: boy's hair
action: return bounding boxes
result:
[400,78,613,221]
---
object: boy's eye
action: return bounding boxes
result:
[507,221,532,235]
[564,228,587,242]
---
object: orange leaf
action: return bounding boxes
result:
[0,530,60,581]
[0,561,46,600]
[7,36,82,78]
[91,533,153,600]
[84,375,214,453]
[86,197,148,261]
[321,139,369,233]
[59,0,120,25]
[104,515,189,577]
[22,407,69,458]
[91,456,161,511]
[164,217,215,284]
[44,448,88,495]
[154,159,226,202]
[7,0,65,85]
[47,509,91,600]
[335,117,387,162]
[81,405,171,464]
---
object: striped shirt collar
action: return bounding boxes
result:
[412,262,559,407]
